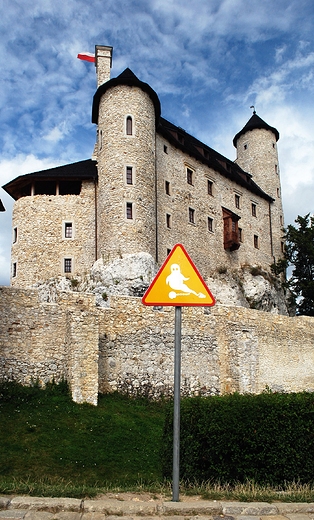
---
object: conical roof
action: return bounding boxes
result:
[233,113,279,147]
[92,68,161,126]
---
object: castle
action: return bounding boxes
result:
[2,46,303,406]
[3,45,284,288]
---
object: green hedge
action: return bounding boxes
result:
[162,392,314,485]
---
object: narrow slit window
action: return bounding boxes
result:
[126,202,133,219]
[208,217,213,232]
[187,167,194,185]
[235,194,240,209]
[238,228,243,242]
[207,180,213,196]
[13,227,17,244]
[126,166,133,185]
[126,116,133,135]
[166,214,171,228]
[164,145,168,153]
[12,262,17,278]
[64,258,72,273]
[252,203,257,217]
[165,180,170,195]
[254,235,259,249]
[189,207,195,224]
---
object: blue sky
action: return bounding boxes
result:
[1,0,314,285]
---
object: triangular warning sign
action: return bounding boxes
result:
[142,244,216,307]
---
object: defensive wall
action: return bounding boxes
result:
[1,286,314,405]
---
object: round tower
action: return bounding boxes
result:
[92,51,161,263]
[233,111,285,262]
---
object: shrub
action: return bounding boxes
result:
[162,392,314,485]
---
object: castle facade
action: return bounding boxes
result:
[3,46,284,287]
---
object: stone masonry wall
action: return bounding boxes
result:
[1,289,314,404]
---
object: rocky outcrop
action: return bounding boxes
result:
[33,252,290,315]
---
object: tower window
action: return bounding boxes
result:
[277,187,280,198]
[252,203,257,217]
[280,215,283,226]
[166,214,171,228]
[13,227,17,244]
[126,202,133,219]
[189,207,195,224]
[254,235,259,249]
[187,167,194,185]
[207,217,213,232]
[207,180,213,196]
[126,116,133,135]
[64,258,72,273]
[164,145,168,153]
[244,143,248,150]
[238,227,243,242]
[165,180,170,195]
[235,194,240,209]
[126,166,133,185]
[275,164,278,174]
[64,222,73,239]
[12,262,17,278]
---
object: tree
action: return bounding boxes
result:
[284,214,314,316]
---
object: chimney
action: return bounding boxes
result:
[95,45,113,87]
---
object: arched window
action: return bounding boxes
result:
[126,116,133,135]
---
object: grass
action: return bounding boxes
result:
[1,382,314,501]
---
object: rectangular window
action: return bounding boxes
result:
[64,258,72,273]
[187,167,194,185]
[281,241,285,253]
[235,194,240,209]
[164,145,168,153]
[277,187,280,198]
[280,215,283,226]
[238,227,243,242]
[126,166,133,185]
[64,222,73,238]
[165,180,170,195]
[207,180,213,196]
[254,235,259,249]
[189,207,195,224]
[13,227,17,244]
[166,213,171,228]
[126,202,133,219]
[252,203,257,217]
[207,217,213,232]
[12,262,17,278]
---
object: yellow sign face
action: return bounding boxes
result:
[142,244,216,307]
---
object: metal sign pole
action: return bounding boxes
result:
[172,305,182,502]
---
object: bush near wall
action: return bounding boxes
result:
[162,392,314,485]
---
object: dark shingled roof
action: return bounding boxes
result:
[92,68,161,126]
[158,117,274,202]
[2,159,97,200]
[233,113,279,147]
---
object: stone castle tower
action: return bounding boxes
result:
[3,45,285,294]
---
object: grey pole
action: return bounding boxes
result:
[172,305,182,502]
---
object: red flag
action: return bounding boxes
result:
[77,52,95,63]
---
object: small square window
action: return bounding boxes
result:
[126,166,133,185]
[165,180,170,195]
[207,180,213,196]
[235,194,240,209]
[166,213,171,228]
[13,227,17,244]
[187,168,194,185]
[64,222,73,238]
[12,262,17,278]
[244,143,248,150]
[126,202,133,219]
[189,207,195,224]
[254,235,259,249]
[252,203,257,217]
[64,258,72,273]
[207,217,213,232]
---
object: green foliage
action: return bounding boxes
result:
[162,393,314,485]
[0,382,165,492]
[284,214,314,315]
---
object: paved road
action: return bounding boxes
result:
[1,496,314,520]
